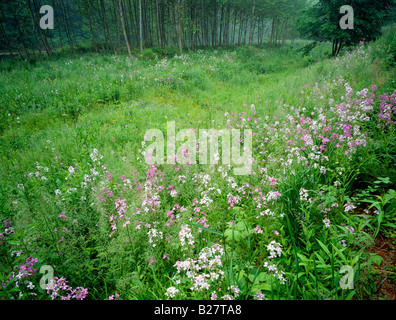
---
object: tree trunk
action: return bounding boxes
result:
[269,14,276,48]
[155,0,162,47]
[249,0,255,45]
[243,16,248,45]
[238,14,243,45]
[219,2,224,46]
[57,19,64,53]
[87,13,98,52]
[27,0,48,57]
[119,0,132,55]
[59,0,75,53]
[177,0,183,54]
[102,0,115,53]
[190,0,195,51]
[332,39,343,56]
[112,0,121,54]
[139,0,143,51]
[231,9,237,45]
[160,0,166,46]
[212,0,217,47]
[282,18,288,44]
[33,0,53,57]
[127,0,137,48]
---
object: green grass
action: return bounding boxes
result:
[0,30,395,300]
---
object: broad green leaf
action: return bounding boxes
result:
[346,290,355,300]
[369,254,383,267]
[190,223,223,237]
[297,253,309,262]
[351,254,360,266]
[332,244,348,265]
[317,239,331,257]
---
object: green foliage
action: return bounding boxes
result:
[296,0,395,55]
[0,31,395,301]
[372,26,396,68]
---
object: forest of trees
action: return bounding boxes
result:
[0,0,310,57]
[1,0,395,58]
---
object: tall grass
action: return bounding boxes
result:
[1,28,395,300]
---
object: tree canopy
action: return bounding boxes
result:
[296,0,395,56]
[0,0,394,57]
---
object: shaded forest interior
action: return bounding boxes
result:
[0,0,309,57]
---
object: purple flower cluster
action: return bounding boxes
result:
[46,277,88,300]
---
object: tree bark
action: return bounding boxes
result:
[190,0,195,51]
[155,0,162,47]
[249,0,255,45]
[269,13,276,48]
[59,0,75,53]
[119,0,132,55]
[212,0,217,47]
[177,0,183,54]
[33,0,53,57]
[139,0,143,51]
[231,8,237,45]
[112,0,121,54]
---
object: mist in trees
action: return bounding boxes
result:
[0,0,394,58]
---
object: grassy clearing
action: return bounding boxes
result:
[0,29,395,300]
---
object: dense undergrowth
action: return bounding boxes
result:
[0,27,395,300]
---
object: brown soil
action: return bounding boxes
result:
[370,234,396,300]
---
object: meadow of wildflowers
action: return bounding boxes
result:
[0,28,395,301]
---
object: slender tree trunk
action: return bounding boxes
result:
[101,0,115,53]
[26,0,47,57]
[142,0,148,47]
[155,0,162,47]
[168,4,174,47]
[127,0,136,48]
[219,2,224,46]
[177,0,183,54]
[32,0,53,57]
[251,17,256,45]
[332,39,343,56]
[57,20,64,53]
[274,18,280,45]
[269,14,276,48]
[87,14,98,52]
[66,1,76,42]
[190,0,195,51]
[224,4,231,46]
[337,40,343,55]
[59,0,75,53]
[212,0,217,47]
[149,0,155,47]
[249,0,255,45]
[93,15,105,51]
[98,0,109,51]
[282,17,288,44]
[113,0,121,54]
[29,0,51,57]
[231,9,237,45]
[238,14,243,45]
[119,0,132,55]
[243,16,248,45]
[28,38,38,57]
[160,0,166,46]
[50,0,64,53]
[139,0,143,51]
